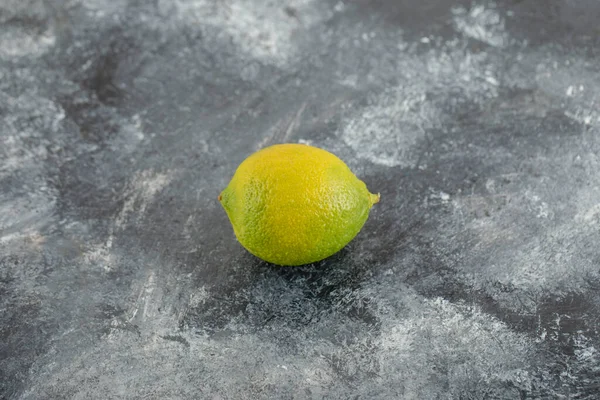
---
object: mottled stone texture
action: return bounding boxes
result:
[1,0,600,399]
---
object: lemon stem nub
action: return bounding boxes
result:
[370,192,381,205]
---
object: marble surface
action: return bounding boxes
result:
[1,0,600,398]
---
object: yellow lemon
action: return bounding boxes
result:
[219,144,380,266]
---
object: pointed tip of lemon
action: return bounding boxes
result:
[369,192,381,205]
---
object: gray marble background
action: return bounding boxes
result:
[1,0,600,398]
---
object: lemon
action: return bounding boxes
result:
[219,144,380,266]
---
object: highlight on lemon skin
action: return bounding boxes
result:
[219,143,380,266]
